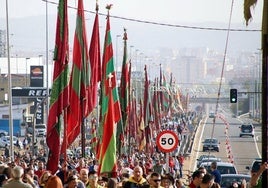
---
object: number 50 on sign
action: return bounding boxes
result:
[156,130,179,153]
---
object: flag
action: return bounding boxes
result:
[64,0,90,150]
[99,84,117,174]
[118,29,130,149]
[46,0,69,174]
[162,73,171,115]
[152,79,161,132]
[138,99,146,151]
[90,118,98,155]
[128,90,137,140]
[143,65,152,128]
[143,65,153,153]
[99,6,121,176]
[244,0,258,25]
[88,4,101,114]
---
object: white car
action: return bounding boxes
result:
[0,130,8,137]
[0,136,23,148]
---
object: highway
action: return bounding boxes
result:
[188,111,261,174]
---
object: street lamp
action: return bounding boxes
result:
[116,34,121,73]
[135,49,139,72]
[130,45,134,59]
[38,55,43,65]
[25,57,30,86]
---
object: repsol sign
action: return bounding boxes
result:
[12,88,50,97]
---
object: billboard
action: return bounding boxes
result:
[30,66,43,87]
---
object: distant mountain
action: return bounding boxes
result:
[0,15,261,56]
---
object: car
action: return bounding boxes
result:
[209,112,215,118]
[220,174,251,188]
[202,138,220,152]
[246,158,262,172]
[197,154,216,162]
[199,161,238,175]
[0,136,23,148]
[197,157,222,168]
[239,123,254,137]
[0,130,8,137]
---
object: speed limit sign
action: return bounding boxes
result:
[156,130,179,153]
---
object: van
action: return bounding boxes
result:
[35,124,46,137]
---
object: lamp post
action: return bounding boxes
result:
[38,55,43,65]
[25,57,30,86]
[135,49,139,99]
[6,0,14,161]
[130,45,134,59]
[116,34,121,74]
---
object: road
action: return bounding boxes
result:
[187,112,261,174]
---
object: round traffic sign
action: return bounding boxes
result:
[156,130,179,153]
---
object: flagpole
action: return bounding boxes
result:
[45,0,49,126]
[81,103,86,158]
[6,0,14,160]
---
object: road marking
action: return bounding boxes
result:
[253,133,261,158]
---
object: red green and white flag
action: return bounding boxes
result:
[46,0,69,174]
[99,7,121,176]
[118,29,130,148]
[63,0,90,150]
[88,5,101,114]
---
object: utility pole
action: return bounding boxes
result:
[262,0,268,186]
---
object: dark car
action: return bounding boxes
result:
[239,124,254,137]
[202,138,220,152]
[200,162,238,175]
[220,174,251,188]
[196,154,215,168]
[197,157,222,168]
[246,158,262,172]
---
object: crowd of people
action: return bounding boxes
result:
[0,146,268,188]
[0,149,268,188]
[0,146,189,188]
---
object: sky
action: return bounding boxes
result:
[0,0,264,87]
[0,0,263,24]
[0,0,264,62]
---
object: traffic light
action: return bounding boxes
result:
[230,89,237,103]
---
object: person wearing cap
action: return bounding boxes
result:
[3,165,35,188]
[123,165,148,188]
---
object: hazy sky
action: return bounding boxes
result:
[0,0,263,62]
[0,0,263,24]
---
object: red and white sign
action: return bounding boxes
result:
[156,130,179,153]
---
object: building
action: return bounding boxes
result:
[0,56,52,103]
[0,30,7,57]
